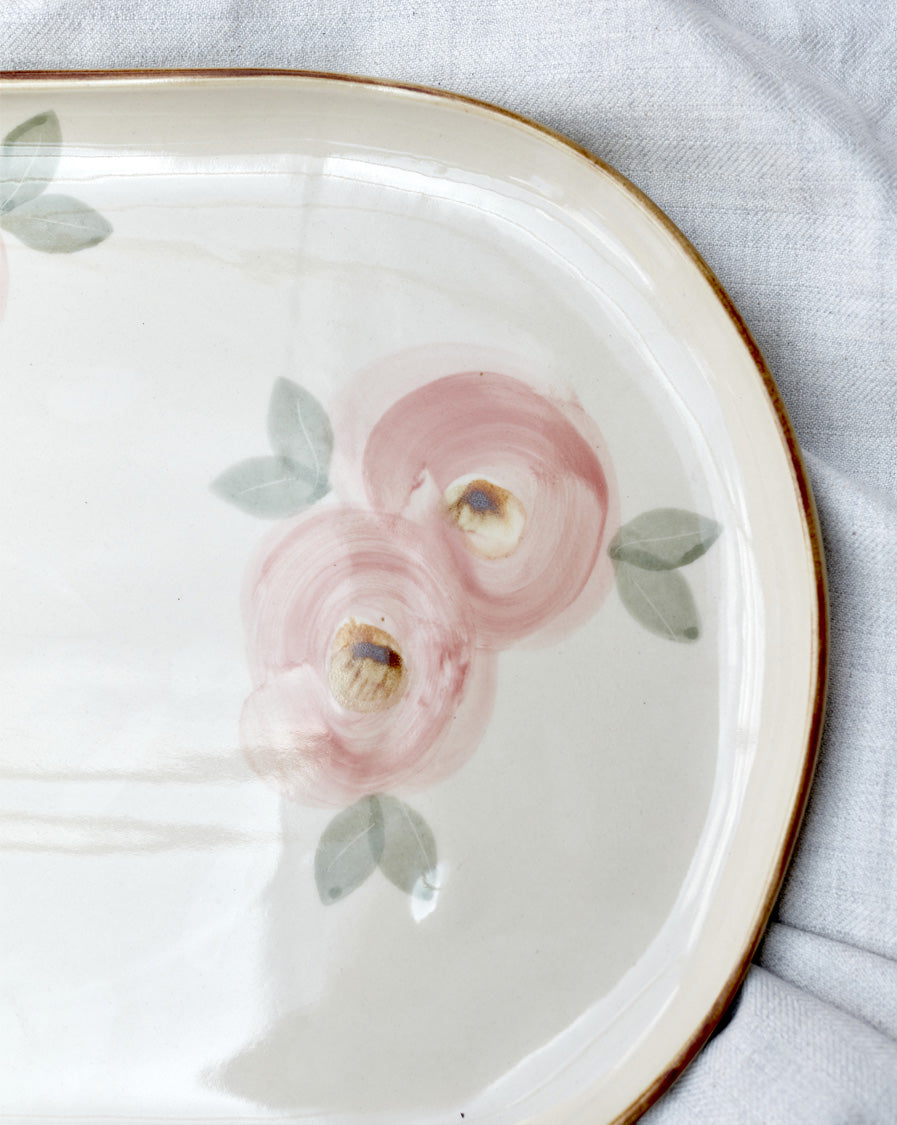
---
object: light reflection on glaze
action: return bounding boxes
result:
[362,370,618,648]
[240,507,497,807]
[0,237,7,324]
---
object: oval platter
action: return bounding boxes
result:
[0,71,826,1124]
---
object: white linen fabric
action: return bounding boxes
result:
[2,1,896,1121]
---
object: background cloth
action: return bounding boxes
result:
[2,1,896,1121]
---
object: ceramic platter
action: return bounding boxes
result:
[0,72,825,1124]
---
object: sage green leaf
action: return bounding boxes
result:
[267,378,333,497]
[210,455,328,518]
[616,561,701,642]
[315,796,385,905]
[0,193,111,253]
[609,508,722,570]
[375,795,438,899]
[0,111,61,213]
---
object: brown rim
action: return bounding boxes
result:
[1,67,828,1123]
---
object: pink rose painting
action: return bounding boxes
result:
[239,507,497,809]
[361,371,616,648]
[213,362,721,905]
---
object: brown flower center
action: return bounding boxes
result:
[443,477,527,560]
[328,618,408,713]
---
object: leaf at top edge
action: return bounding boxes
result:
[0,193,111,253]
[609,508,722,571]
[0,111,62,214]
[315,796,385,905]
[374,795,438,899]
[267,378,334,495]
[210,455,329,518]
[615,560,701,643]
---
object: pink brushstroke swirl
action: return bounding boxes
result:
[241,506,497,807]
[361,370,618,648]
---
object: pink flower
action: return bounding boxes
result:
[240,506,496,807]
[361,371,618,648]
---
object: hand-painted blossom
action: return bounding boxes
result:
[361,370,618,648]
[240,506,497,807]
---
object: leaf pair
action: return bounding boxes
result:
[212,378,334,518]
[315,794,438,905]
[0,111,112,254]
[609,508,722,643]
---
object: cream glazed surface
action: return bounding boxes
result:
[0,73,824,1125]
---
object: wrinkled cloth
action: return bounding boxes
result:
[3,1,896,1121]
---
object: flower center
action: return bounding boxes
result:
[328,618,408,713]
[442,477,527,560]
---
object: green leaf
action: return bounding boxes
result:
[609,508,722,570]
[0,193,111,253]
[374,795,438,899]
[615,561,701,643]
[314,796,385,905]
[0,111,61,213]
[267,378,333,497]
[210,455,328,518]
